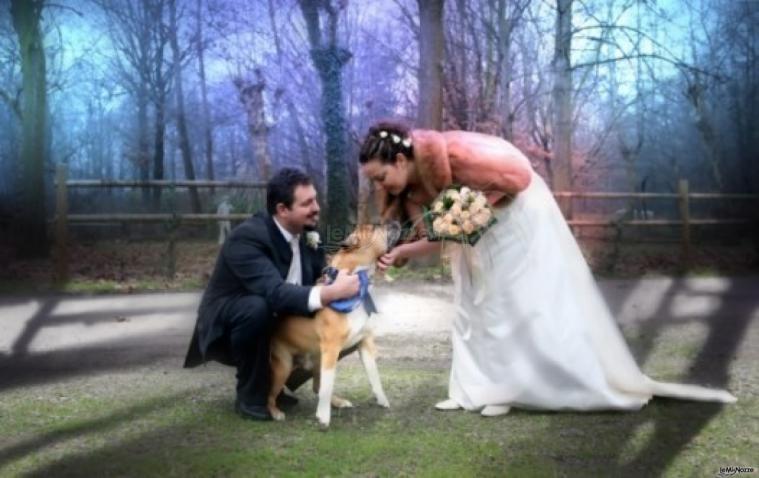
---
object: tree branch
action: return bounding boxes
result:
[44,2,84,17]
[390,0,419,40]
[298,0,322,48]
[0,87,22,119]
[571,52,724,80]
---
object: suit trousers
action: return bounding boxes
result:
[223,295,275,406]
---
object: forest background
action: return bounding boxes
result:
[1,0,757,278]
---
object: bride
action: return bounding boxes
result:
[358,120,736,417]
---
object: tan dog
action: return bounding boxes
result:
[268,223,401,428]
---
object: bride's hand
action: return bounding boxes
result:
[377,246,405,271]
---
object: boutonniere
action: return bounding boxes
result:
[305,231,321,250]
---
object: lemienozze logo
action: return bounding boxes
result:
[716,466,756,478]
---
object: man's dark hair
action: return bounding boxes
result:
[266,167,313,215]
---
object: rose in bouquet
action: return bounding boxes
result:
[423,185,496,245]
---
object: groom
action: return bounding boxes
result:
[183,167,360,420]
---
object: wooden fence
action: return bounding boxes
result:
[53,165,266,283]
[53,165,759,282]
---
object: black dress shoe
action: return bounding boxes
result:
[276,391,298,408]
[234,400,272,421]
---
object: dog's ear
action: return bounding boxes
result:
[340,234,359,251]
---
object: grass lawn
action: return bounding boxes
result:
[1,239,756,476]
[1,322,756,478]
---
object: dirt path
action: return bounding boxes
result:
[1,276,758,385]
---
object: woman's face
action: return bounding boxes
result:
[361,154,412,195]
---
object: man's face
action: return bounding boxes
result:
[275,184,320,233]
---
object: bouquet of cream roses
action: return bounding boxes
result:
[423,185,496,245]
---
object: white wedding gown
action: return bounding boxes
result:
[445,171,736,411]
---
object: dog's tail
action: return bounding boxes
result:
[644,376,737,403]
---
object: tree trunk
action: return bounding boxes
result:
[550,0,573,216]
[196,0,215,193]
[449,0,472,129]
[298,0,351,233]
[137,83,150,204]
[520,37,551,181]
[151,7,168,211]
[152,90,166,210]
[686,82,724,191]
[169,0,201,213]
[234,73,273,182]
[415,0,445,265]
[417,0,445,129]
[11,0,48,257]
[314,47,351,230]
[496,0,515,140]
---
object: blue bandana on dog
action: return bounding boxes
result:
[323,266,378,315]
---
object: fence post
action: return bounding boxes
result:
[166,226,177,279]
[164,213,179,280]
[54,164,69,284]
[678,179,692,271]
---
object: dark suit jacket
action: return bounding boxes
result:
[183,212,326,367]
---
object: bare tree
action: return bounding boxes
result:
[10,0,48,257]
[97,0,173,207]
[149,0,170,209]
[168,0,202,212]
[267,0,316,188]
[439,0,528,134]
[417,0,444,129]
[234,70,273,182]
[550,0,573,213]
[725,1,759,194]
[494,0,530,140]
[299,0,352,231]
[196,0,215,191]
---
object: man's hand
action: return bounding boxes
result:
[321,269,360,303]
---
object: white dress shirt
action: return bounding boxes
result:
[273,217,322,311]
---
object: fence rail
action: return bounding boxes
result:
[566,219,754,226]
[554,191,759,200]
[53,165,758,282]
[67,214,254,222]
[65,179,267,188]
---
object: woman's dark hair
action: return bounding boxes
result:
[266,167,313,215]
[358,120,414,164]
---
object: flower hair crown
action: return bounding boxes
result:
[378,130,412,148]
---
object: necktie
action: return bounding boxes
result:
[286,236,301,285]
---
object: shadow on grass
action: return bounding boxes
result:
[613,277,757,476]
[7,365,503,477]
[0,295,196,393]
[538,276,758,476]
[0,392,193,472]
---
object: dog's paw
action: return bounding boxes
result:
[316,400,331,429]
[376,395,390,408]
[331,396,353,409]
[316,413,331,430]
[271,409,286,421]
